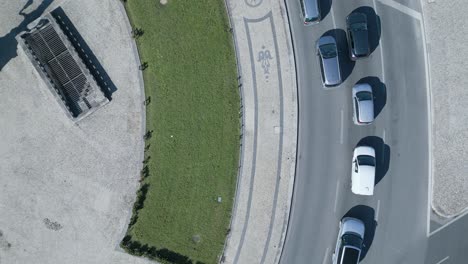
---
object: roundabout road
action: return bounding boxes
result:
[280,0,430,263]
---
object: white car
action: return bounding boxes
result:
[332,217,365,264]
[351,146,376,195]
[352,83,374,125]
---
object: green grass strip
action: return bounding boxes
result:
[122,0,240,263]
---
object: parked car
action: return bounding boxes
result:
[333,217,365,264]
[299,0,321,25]
[351,145,376,196]
[352,83,374,125]
[316,35,342,87]
[346,12,370,60]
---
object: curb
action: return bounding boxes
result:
[219,0,247,262]
[279,0,300,263]
[277,0,300,263]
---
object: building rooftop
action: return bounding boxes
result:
[18,14,108,121]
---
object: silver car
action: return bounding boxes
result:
[333,217,365,264]
[317,35,342,87]
[352,83,374,125]
[300,0,321,25]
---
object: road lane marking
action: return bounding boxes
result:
[340,109,344,144]
[322,247,330,264]
[416,0,434,237]
[372,0,386,83]
[375,199,381,222]
[381,129,386,164]
[334,180,340,213]
[330,8,336,29]
[377,0,422,20]
[435,256,449,264]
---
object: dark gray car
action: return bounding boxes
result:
[316,35,342,87]
[346,13,370,60]
[300,0,321,25]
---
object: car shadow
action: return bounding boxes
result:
[322,29,355,84]
[318,0,332,20]
[0,0,54,71]
[343,205,377,261]
[357,136,390,185]
[350,6,381,54]
[356,76,386,118]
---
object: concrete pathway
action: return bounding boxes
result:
[222,0,297,263]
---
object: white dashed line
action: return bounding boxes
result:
[340,109,344,144]
[334,180,340,213]
[372,0,386,82]
[331,8,337,29]
[435,256,449,264]
[322,247,330,264]
[382,129,386,142]
[375,199,381,222]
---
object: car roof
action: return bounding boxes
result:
[303,0,320,19]
[351,30,369,56]
[323,56,341,86]
[341,246,361,264]
[357,99,374,123]
[347,13,369,56]
[352,165,375,195]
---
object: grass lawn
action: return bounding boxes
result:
[123,1,240,263]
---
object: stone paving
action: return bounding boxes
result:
[222,0,297,263]
[421,0,468,218]
[0,0,153,263]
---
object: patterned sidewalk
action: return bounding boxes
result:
[222,0,298,263]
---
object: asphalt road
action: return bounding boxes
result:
[280,0,430,263]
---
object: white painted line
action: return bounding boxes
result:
[382,129,386,142]
[334,180,340,213]
[435,256,449,264]
[415,0,434,237]
[375,199,381,222]
[331,8,337,29]
[372,0,386,82]
[379,38,386,82]
[430,208,468,236]
[340,109,344,144]
[322,247,330,264]
[377,0,422,21]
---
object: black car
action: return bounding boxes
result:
[346,13,370,60]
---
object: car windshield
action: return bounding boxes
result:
[351,22,367,31]
[356,91,372,101]
[357,155,375,166]
[320,43,337,59]
[306,16,319,22]
[342,233,363,248]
